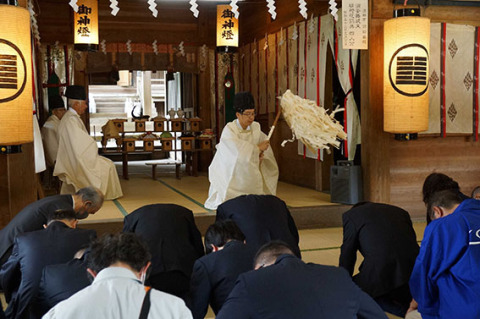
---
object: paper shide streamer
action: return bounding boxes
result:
[230,0,239,18]
[291,21,298,40]
[329,0,338,21]
[28,0,41,44]
[126,39,132,55]
[266,0,276,20]
[278,27,285,46]
[178,41,185,57]
[298,0,307,19]
[110,0,119,16]
[189,0,199,18]
[101,39,107,55]
[147,0,158,17]
[152,40,158,55]
[69,0,78,12]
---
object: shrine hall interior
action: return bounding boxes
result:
[1,0,480,231]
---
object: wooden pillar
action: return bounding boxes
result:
[73,51,91,132]
[0,144,37,228]
[361,17,391,203]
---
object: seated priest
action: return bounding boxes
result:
[204,92,279,210]
[53,85,123,200]
[41,95,67,167]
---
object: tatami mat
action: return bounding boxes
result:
[81,162,336,223]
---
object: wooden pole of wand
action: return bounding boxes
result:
[267,109,282,140]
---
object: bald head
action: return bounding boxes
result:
[73,187,104,219]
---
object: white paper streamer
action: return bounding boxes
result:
[178,41,185,57]
[201,44,207,59]
[147,0,158,17]
[253,38,257,54]
[263,33,268,51]
[329,0,338,21]
[28,0,41,44]
[189,0,199,18]
[69,0,78,12]
[266,0,276,20]
[100,40,107,55]
[298,0,307,19]
[152,40,158,55]
[110,0,119,16]
[126,39,132,55]
[291,22,298,40]
[308,14,315,33]
[278,27,285,46]
[230,0,239,19]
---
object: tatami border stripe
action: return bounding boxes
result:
[155,177,213,213]
[113,199,128,217]
[301,240,423,253]
[301,246,341,252]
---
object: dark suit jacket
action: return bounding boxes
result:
[32,257,91,317]
[122,204,204,278]
[0,221,96,319]
[217,254,387,319]
[0,194,73,267]
[339,202,420,298]
[216,195,301,257]
[190,241,255,319]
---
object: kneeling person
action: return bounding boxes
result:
[43,233,192,319]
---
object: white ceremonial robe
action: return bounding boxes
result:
[41,115,60,167]
[53,110,123,200]
[204,120,278,210]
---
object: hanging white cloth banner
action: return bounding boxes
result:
[331,11,361,161]
[267,33,276,114]
[300,15,321,159]
[287,23,299,95]
[277,28,288,97]
[424,22,475,135]
[33,112,46,173]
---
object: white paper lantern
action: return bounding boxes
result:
[0,4,33,147]
[384,15,430,133]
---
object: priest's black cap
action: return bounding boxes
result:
[65,85,86,100]
[48,95,65,111]
[233,92,255,113]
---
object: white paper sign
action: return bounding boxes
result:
[342,0,368,50]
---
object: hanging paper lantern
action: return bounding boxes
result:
[216,4,239,52]
[0,4,33,149]
[74,0,99,51]
[384,11,430,133]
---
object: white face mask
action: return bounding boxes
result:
[140,270,146,285]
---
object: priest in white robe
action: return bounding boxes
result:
[41,95,66,167]
[54,85,123,200]
[204,92,278,210]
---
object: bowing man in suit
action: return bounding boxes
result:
[0,209,97,319]
[0,186,103,268]
[190,220,255,319]
[339,202,419,317]
[216,195,301,258]
[122,204,204,301]
[31,248,91,317]
[217,241,387,319]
